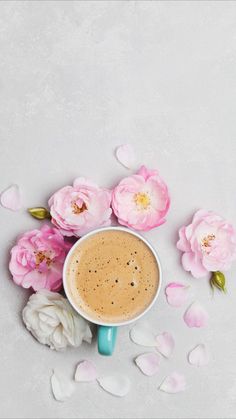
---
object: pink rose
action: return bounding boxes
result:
[9,224,71,291]
[111,165,170,231]
[177,209,236,278]
[48,178,112,237]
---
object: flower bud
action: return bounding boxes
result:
[210,271,226,292]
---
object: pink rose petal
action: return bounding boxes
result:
[130,323,157,347]
[184,302,209,328]
[115,144,136,169]
[97,374,130,397]
[135,352,161,376]
[75,360,97,382]
[156,332,175,358]
[188,344,210,367]
[51,370,75,402]
[0,184,22,211]
[165,282,190,307]
[159,372,186,394]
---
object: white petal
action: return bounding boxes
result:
[130,322,157,347]
[165,282,190,307]
[184,302,209,328]
[188,344,210,367]
[159,372,186,394]
[75,360,97,382]
[115,144,136,169]
[156,332,175,358]
[135,352,160,376]
[51,370,75,402]
[97,374,130,397]
[0,184,22,211]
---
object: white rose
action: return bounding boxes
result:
[22,290,92,351]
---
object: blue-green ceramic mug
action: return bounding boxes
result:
[63,227,162,356]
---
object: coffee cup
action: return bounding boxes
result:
[63,226,162,356]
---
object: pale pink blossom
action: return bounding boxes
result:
[9,224,71,291]
[112,165,170,231]
[177,210,236,278]
[183,302,209,328]
[48,178,112,237]
[165,282,190,307]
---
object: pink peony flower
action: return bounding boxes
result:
[48,178,112,237]
[9,224,71,291]
[177,210,236,278]
[111,165,170,231]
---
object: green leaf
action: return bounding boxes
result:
[210,271,226,293]
[28,207,51,220]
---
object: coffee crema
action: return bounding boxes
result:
[66,230,159,324]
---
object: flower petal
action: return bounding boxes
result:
[115,144,136,169]
[51,370,75,402]
[97,374,130,397]
[156,332,175,358]
[135,352,161,376]
[165,282,190,307]
[188,344,210,366]
[159,372,186,394]
[0,184,22,211]
[130,322,157,347]
[184,302,209,328]
[75,360,97,382]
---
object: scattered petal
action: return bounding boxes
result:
[165,282,190,307]
[28,207,51,220]
[97,374,130,397]
[75,360,97,382]
[210,271,226,292]
[130,323,157,347]
[156,332,175,358]
[188,344,210,367]
[135,352,161,376]
[115,144,136,169]
[184,302,209,328]
[0,184,22,211]
[51,370,75,402]
[159,372,186,394]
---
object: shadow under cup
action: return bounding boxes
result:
[63,227,162,356]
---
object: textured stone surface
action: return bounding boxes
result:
[0,2,236,418]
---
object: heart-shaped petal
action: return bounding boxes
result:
[97,374,130,397]
[135,352,161,376]
[165,282,190,307]
[0,184,22,211]
[159,372,186,394]
[188,344,210,366]
[75,360,97,382]
[51,370,75,402]
[130,323,157,347]
[156,332,175,358]
[184,302,209,328]
[115,144,136,169]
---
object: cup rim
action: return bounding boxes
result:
[63,226,162,327]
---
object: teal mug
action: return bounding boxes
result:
[63,227,162,356]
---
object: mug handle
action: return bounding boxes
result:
[98,326,118,356]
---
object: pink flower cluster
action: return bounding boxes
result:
[9,166,170,292]
[48,167,170,235]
